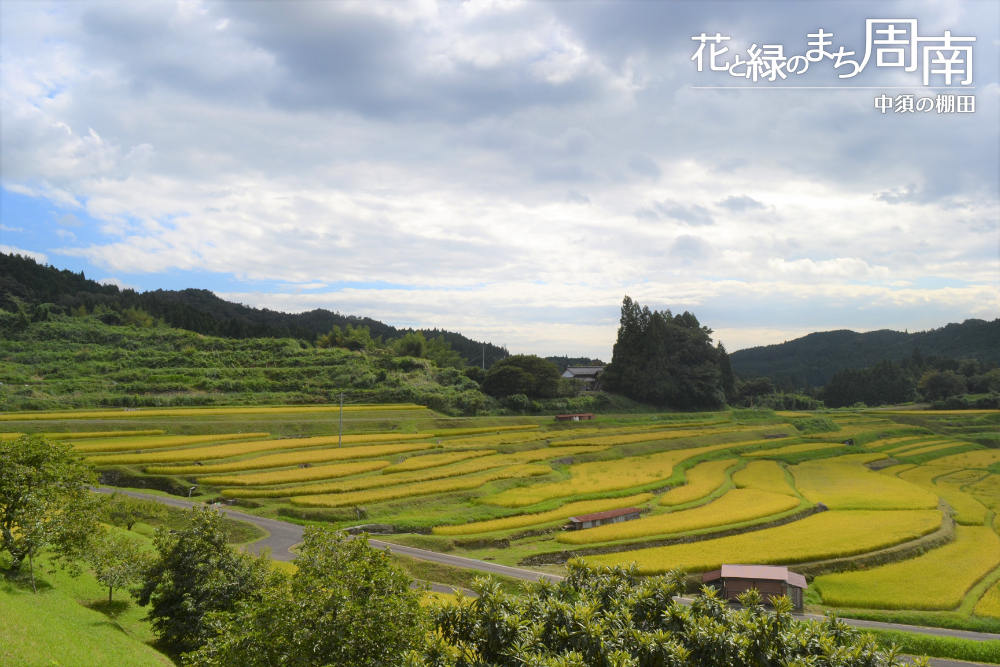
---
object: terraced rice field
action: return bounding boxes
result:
[221,446,600,498]
[898,466,989,525]
[584,509,943,574]
[547,426,745,447]
[659,459,736,506]
[930,450,1000,469]
[558,489,800,545]
[145,442,434,475]
[0,404,428,420]
[897,442,971,458]
[745,442,844,457]
[432,493,656,536]
[814,526,1000,610]
[87,432,435,465]
[791,454,939,510]
[437,433,543,447]
[382,450,497,473]
[732,460,796,496]
[289,464,552,507]
[73,432,270,453]
[485,442,744,508]
[45,430,165,439]
[976,582,1000,618]
[197,460,391,486]
[967,475,1000,511]
[433,425,539,437]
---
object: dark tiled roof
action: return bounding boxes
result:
[569,507,641,523]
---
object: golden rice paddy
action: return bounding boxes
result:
[432,493,656,536]
[198,460,391,486]
[486,442,752,508]
[897,442,972,458]
[814,526,1000,610]
[898,465,989,526]
[583,509,943,574]
[288,464,552,507]
[432,425,539,437]
[72,432,270,453]
[45,430,165,439]
[731,460,797,496]
[975,581,1000,619]
[659,459,736,506]
[144,442,433,475]
[744,442,844,457]
[0,404,428,421]
[382,450,497,474]
[547,427,744,447]
[558,489,800,545]
[930,450,1000,469]
[791,455,938,510]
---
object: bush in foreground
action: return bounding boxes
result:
[411,562,913,667]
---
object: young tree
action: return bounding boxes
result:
[87,529,151,603]
[134,507,273,655]
[183,529,423,667]
[0,435,98,591]
[102,492,167,530]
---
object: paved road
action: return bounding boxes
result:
[97,488,1000,649]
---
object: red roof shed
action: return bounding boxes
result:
[702,565,808,609]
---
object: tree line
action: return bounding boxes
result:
[1,435,915,667]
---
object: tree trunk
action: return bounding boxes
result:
[109,586,114,603]
[28,551,36,594]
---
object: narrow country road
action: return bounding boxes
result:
[96,488,1000,652]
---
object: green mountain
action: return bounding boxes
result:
[0,253,507,366]
[730,319,1000,387]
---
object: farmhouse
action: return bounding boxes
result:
[560,365,605,390]
[702,565,808,609]
[568,507,642,530]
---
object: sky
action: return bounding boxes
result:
[1,0,998,360]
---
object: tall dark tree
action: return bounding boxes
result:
[482,355,560,399]
[601,296,725,409]
[819,359,916,408]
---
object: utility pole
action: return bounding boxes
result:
[339,392,344,447]
[482,344,485,370]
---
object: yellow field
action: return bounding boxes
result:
[732,461,797,496]
[791,455,938,510]
[925,450,998,469]
[975,581,1000,619]
[432,425,539,437]
[198,460,391,486]
[897,442,971,458]
[87,432,434,465]
[72,432,271,453]
[659,459,736,506]
[775,411,813,418]
[45,430,165,439]
[0,404,428,421]
[287,464,552,507]
[898,466,989,525]
[584,509,943,574]
[745,442,844,457]
[864,436,927,450]
[814,526,1000,610]
[547,426,744,447]
[967,475,1000,511]
[558,489,800,545]
[145,442,433,475]
[437,433,544,447]
[0,432,25,440]
[877,464,917,477]
[884,439,946,454]
[486,442,752,508]
[220,447,599,498]
[431,493,656,536]
[382,450,497,473]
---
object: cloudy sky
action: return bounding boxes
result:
[2,0,997,359]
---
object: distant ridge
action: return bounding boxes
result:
[0,253,508,366]
[729,319,1000,387]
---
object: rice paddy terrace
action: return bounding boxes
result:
[4,403,999,628]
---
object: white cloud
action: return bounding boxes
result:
[0,245,48,263]
[1,0,997,357]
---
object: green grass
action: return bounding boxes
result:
[391,553,530,596]
[824,608,1000,634]
[868,629,1000,665]
[0,551,171,667]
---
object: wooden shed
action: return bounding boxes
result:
[555,413,595,422]
[568,507,641,530]
[702,565,808,609]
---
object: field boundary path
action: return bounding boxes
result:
[95,487,1000,648]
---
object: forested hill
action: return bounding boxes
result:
[0,253,507,366]
[730,318,1000,387]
